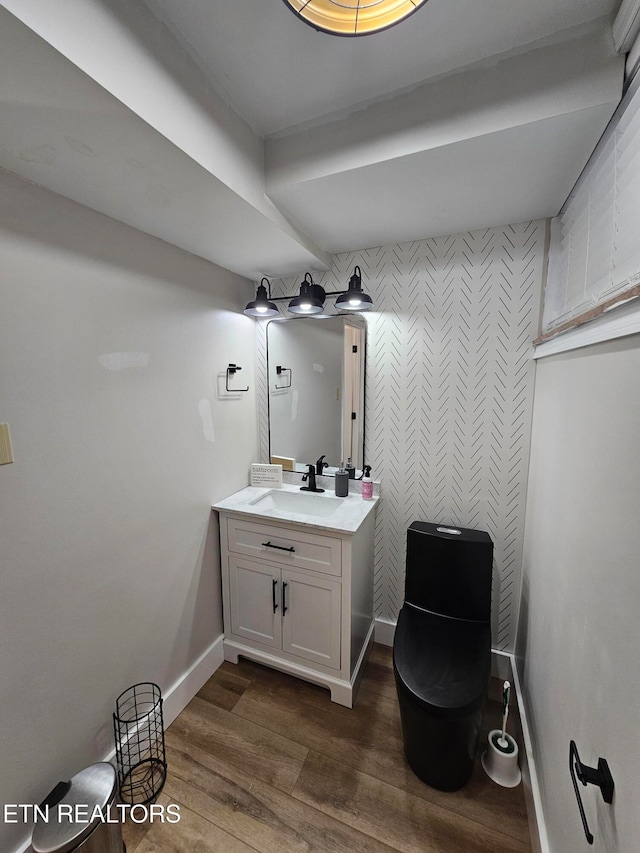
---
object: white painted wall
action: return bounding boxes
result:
[0,171,257,852]
[519,335,640,852]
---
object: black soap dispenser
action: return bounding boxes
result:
[345,457,356,479]
[335,463,349,497]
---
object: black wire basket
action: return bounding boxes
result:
[113,682,167,805]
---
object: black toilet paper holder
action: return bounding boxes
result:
[569,739,614,845]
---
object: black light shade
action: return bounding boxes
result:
[288,274,325,315]
[335,266,373,311]
[244,280,279,317]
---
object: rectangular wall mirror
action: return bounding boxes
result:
[266,315,366,475]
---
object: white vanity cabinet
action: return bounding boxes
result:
[228,556,342,669]
[216,495,377,708]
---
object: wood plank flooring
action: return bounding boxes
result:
[124,644,532,853]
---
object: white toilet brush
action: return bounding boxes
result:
[481,680,522,787]
[497,681,511,748]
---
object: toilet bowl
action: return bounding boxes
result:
[393,521,493,791]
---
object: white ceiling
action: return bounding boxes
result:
[0,0,627,280]
[141,0,620,136]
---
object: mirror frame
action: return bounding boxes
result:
[265,314,367,475]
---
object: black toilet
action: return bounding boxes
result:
[393,521,494,791]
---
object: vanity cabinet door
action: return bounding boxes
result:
[281,568,341,670]
[228,557,281,650]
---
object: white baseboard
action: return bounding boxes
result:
[161,634,225,728]
[374,617,396,646]
[373,618,549,853]
[509,655,551,853]
[11,635,226,853]
[103,634,225,764]
[491,649,513,681]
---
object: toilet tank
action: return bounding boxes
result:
[404,521,493,622]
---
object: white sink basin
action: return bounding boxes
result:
[250,489,344,518]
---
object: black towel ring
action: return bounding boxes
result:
[226,364,249,392]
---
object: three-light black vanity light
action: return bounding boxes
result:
[243,266,373,318]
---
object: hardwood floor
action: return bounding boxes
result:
[124,644,531,853]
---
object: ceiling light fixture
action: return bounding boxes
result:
[287,273,326,315]
[282,0,429,37]
[334,266,372,311]
[243,278,279,317]
[243,268,374,317]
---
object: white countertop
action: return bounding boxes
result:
[213,483,379,535]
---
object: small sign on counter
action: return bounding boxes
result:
[250,463,283,487]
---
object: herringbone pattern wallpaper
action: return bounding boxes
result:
[257,221,545,652]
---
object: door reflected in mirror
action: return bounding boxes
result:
[267,315,366,475]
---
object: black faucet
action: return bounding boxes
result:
[301,464,325,493]
[316,455,329,476]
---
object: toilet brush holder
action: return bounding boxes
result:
[481,730,521,788]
